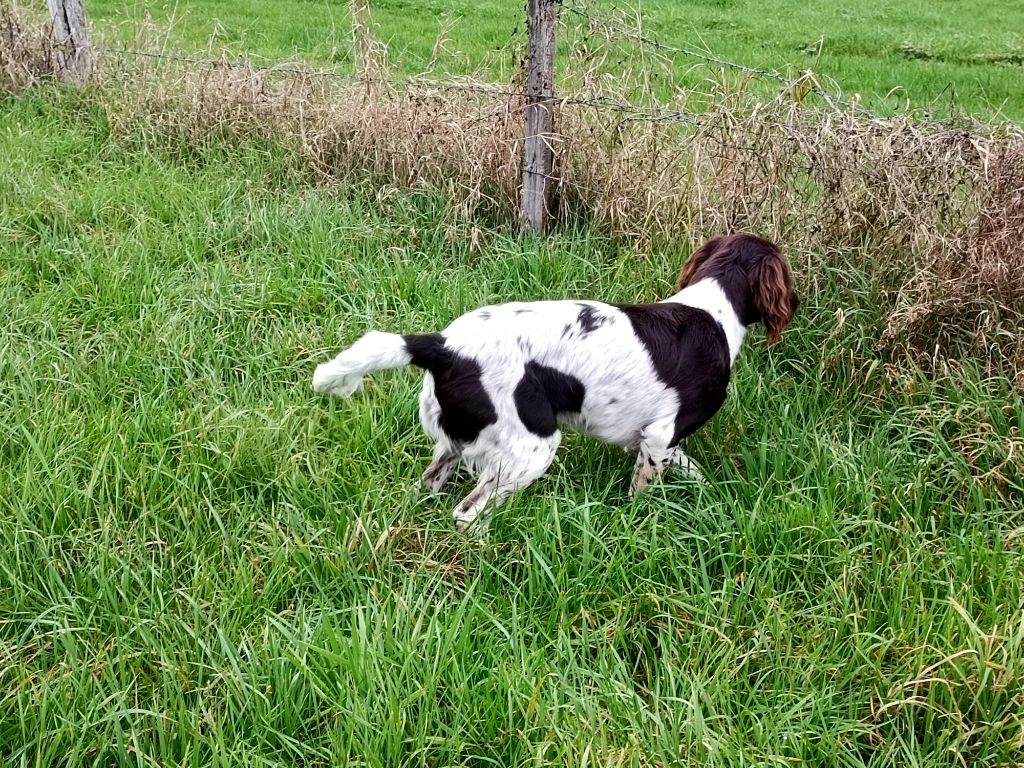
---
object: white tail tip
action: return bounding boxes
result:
[312,331,411,398]
[312,361,364,397]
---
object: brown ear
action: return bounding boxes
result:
[675,237,724,291]
[752,251,796,344]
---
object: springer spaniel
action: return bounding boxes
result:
[313,234,798,531]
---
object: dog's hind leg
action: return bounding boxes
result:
[422,445,461,492]
[419,376,463,492]
[452,432,560,532]
[451,473,501,532]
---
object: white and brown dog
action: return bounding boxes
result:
[313,234,798,530]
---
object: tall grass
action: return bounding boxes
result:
[1,4,1023,765]
[0,1,56,89]
[2,88,1022,766]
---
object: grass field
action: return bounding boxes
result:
[83,0,1024,121]
[2,85,1023,765]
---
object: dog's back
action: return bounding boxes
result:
[313,233,797,531]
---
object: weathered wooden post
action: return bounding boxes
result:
[519,0,559,233]
[47,0,92,83]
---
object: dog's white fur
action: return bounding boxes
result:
[313,282,739,530]
[314,234,796,532]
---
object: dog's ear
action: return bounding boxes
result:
[675,237,724,291]
[752,249,796,344]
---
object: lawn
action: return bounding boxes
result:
[1,86,1022,765]
[84,0,1024,121]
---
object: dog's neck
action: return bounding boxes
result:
[664,278,747,364]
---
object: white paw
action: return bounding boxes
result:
[453,503,489,534]
[454,514,488,535]
[673,460,705,483]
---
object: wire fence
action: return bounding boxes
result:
[91,0,880,130]
[96,41,712,126]
[560,1,879,118]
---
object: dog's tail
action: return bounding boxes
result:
[312,331,448,397]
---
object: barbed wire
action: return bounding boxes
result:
[96,45,517,97]
[561,1,878,118]
[97,0,903,133]
[96,45,356,78]
[50,3,996,131]
[95,44,707,123]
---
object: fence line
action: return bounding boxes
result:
[95,44,710,125]
[561,1,878,118]
[96,0,882,128]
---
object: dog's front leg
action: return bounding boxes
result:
[630,448,673,495]
[668,447,704,481]
[629,419,676,496]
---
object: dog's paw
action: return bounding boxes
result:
[453,511,489,536]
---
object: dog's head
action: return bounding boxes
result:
[675,234,799,343]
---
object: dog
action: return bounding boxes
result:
[313,234,798,531]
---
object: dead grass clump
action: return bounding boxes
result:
[885,139,1024,371]
[0,2,58,92]
[98,50,327,147]
[302,81,524,215]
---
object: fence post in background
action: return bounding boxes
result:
[47,0,93,83]
[519,0,559,233]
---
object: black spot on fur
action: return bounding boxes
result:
[576,303,608,334]
[561,323,573,339]
[403,332,446,368]
[609,397,618,405]
[513,361,586,437]
[478,310,491,321]
[514,308,532,315]
[403,333,497,444]
[617,303,731,445]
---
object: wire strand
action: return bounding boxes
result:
[561,1,878,118]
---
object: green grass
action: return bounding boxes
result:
[2,88,1023,766]
[84,0,1024,121]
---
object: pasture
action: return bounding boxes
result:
[2,0,1023,765]
[85,0,1024,121]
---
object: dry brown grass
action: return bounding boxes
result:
[3,0,1023,379]
[0,2,58,91]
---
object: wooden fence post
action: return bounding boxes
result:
[519,0,559,233]
[47,0,93,83]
